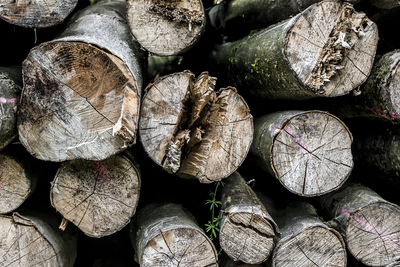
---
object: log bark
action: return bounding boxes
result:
[0,154,36,214]
[251,110,353,196]
[139,71,253,183]
[131,203,218,266]
[213,0,378,100]
[18,0,145,162]
[219,172,278,264]
[147,55,184,81]
[268,201,347,267]
[0,212,77,266]
[369,0,400,9]
[127,0,206,56]
[0,0,78,28]
[0,67,21,151]
[320,184,400,266]
[50,154,140,238]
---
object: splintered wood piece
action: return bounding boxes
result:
[139,71,253,183]
[50,155,140,238]
[0,213,77,267]
[251,110,353,196]
[0,154,36,214]
[220,172,278,264]
[18,0,144,162]
[127,0,206,56]
[320,184,400,266]
[214,0,378,100]
[131,203,218,267]
[0,0,78,28]
[0,67,21,151]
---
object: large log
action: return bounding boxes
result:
[220,172,278,264]
[251,110,353,196]
[139,71,253,183]
[268,201,347,267]
[0,154,36,214]
[127,0,206,56]
[320,183,400,266]
[0,0,78,28]
[0,212,77,266]
[213,0,378,100]
[0,67,20,151]
[18,0,145,162]
[131,203,218,266]
[50,154,140,238]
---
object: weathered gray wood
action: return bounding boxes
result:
[0,67,20,151]
[18,0,145,162]
[267,201,347,267]
[320,184,400,266]
[0,212,77,266]
[370,0,400,9]
[0,154,36,214]
[213,0,378,100]
[251,110,353,196]
[50,155,140,238]
[0,0,78,28]
[127,0,206,56]
[131,203,218,266]
[220,172,278,264]
[139,71,253,183]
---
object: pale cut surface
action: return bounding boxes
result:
[0,154,31,214]
[141,228,217,267]
[139,71,253,183]
[285,0,378,96]
[0,0,78,28]
[274,226,346,266]
[18,41,139,162]
[272,111,353,196]
[220,212,275,264]
[51,155,140,238]
[346,202,400,266]
[127,0,205,55]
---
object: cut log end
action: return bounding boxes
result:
[220,212,275,264]
[344,202,400,266]
[50,155,140,238]
[127,0,205,55]
[139,71,253,183]
[0,0,78,28]
[273,226,346,267]
[285,0,378,96]
[18,41,139,161]
[271,111,353,196]
[141,228,218,266]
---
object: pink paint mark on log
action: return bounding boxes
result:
[0,97,17,104]
[93,161,111,183]
[389,111,400,120]
[284,125,309,151]
[370,108,400,121]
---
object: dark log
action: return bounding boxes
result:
[251,110,353,196]
[220,172,278,264]
[50,154,140,238]
[147,55,184,81]
[0,0,78,28]
[213,0,378,100]
[131,203,218,266]
[18,0,145,162]
[320,183,400,266]
[139,71,253,183]
[127,0,206,56]
[369,0,400,9]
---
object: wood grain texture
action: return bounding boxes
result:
[320,184,400,266]
[50,155,140,238]
[213,0,378,100]
[131,203,218,267]
[220,172,278,264]
[18,0,144,162]
[0,67,20,151]
[251,110,353,196]
[0,212,77,267]
[0,0,78,28]
[127,0,206,56]
[139,71,253,183]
